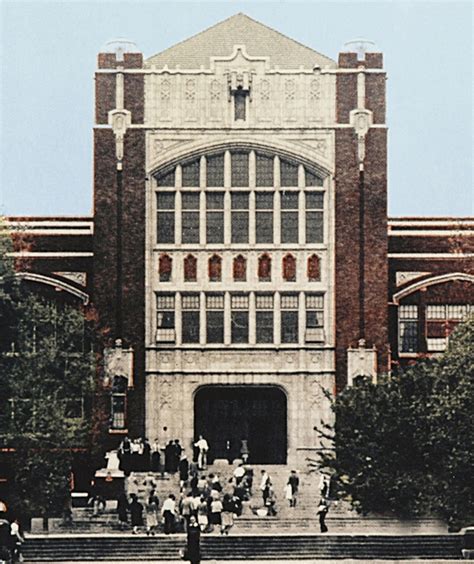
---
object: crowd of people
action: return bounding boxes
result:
[0,508,24,563]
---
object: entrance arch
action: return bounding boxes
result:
[194,385,287,464]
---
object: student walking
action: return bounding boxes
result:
[185,515,201,564]
[317,499,329,533]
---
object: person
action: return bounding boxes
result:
[180,491,194,532]
[164,441,174,474]
[10,519,24,563]
[129,493,144,534]
[233,464,245,486]
[179,453,190,490]
[161,494,176,534]
[118,436,132,475]
[317,499,329,533]
[264,482,277,516]
[288,470,299,507]
[209,496,223,533]
[172,440,183,473]
[117,491,129,529]
[194,435,209,470]
[128,477,139,498]
[221,494,235,535]
[260,470,270,503]
[143,473,157,497]
[145,490,160,536]
[196,496,208,532]
[319,474,330,499]
[88,480,106,516]
[225,440,232,464]
[142,437,151,472]
[240,439,249,463]
[185,515,201,564]
[151,438,161,472]
[131,438,142,472]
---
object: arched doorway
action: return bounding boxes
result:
[194,385,287,464]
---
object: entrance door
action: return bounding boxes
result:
[194,386,287,464]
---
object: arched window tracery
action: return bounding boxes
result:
[209,254,222,282]
[233,255,247,282]
[184,254,197,282]
[258,254,272,282]
[307,254,321,282]
[159,254,172,282]
[283,254,297,282]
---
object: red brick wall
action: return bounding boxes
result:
[365,74,386,124]
[95,75,116,125]
[336,74,357,124]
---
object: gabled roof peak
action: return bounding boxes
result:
[146,13,335,70]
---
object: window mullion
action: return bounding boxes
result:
[249,291,256,345]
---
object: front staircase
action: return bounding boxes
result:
[22,533,463,561]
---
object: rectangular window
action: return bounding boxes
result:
[206,293,224,343]
[206,154,224,187]
[256,293,274,344]
[425,304,472,351]
[182,160,200,187]
[182,293,200,343]
[206,192,224,244]
[256,154,274,187]
[231,293,249,343]
[111,394,126,430]
[256,192,274,244]
[281,191,299,244]
[156,292,175,342]
[181,192,200,244]
[157,192,175,244]
[306,192,324,243]
[281,293,299,344]
[231,192,249,243]
[398,304,418,353]
[305,293,324,342]
[231,152,249,187]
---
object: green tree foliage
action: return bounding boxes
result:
[0,222,96,519]
[319,318,474,528]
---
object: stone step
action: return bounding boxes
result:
[22,533,463,561]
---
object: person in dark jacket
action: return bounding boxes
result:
[186,515,201,564]
[117,492,129,529]
[317,499,329,533]
[179,453,190,490]
[164,441,174,474]
[129,494,144,534]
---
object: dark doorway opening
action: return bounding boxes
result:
[194,385,287,464]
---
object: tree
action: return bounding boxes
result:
[319,318,474,528]
[0,222,97,520]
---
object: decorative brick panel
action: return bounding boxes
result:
[95,74,116,124]
[365,74,386,124]
[125,74,144,124]
[336,74,357,124]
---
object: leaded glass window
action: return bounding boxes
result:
[156,292,175,343]
[256,154,274,187]
[306,191,324,244]
[305,293,324,342]
[256,293,274,344]
[231,191,249,243]
[157,192,175,244]
[281,293,299,344]
[305,169,323,187]
[156,168,175,187]
[206,192,224,244]
[182,192,200,244]
[398,304,418,353]
[280,160,298,187]
[182,160,200,187]
[231,152,249,187]
[206,293,224,343]
[231,293,249,343]
[281,191,299,243]
[182,293,200,343]
[206,154,224,187]
[256,192,274,244]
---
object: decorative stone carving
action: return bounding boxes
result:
[285,79,296,101]
[309,78,321,101]
[53,271,86,286]
[159,377,173,408]
[350,108,373,168]
[347,339,377,385]
[396,271,430,287]
[104,339,134,388]
[159,79,171,120]
[209,79,222,120]
[308,377,325,409]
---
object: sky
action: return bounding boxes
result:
[0,0,472,217]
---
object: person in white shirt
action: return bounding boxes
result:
[194,435,209,470]
[161,494,176,534]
